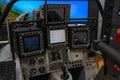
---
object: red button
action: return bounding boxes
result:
[111,62,120,73]
[116,27,120,44]
[13,25,17,29]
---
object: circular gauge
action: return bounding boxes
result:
[39,66,46,73]
[30,68,37,75]
[38,58,44,65]
[29,59,36,66]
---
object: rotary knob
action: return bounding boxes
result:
[30,68,37,75]
[38,58,44,64]
[29,59,36,66]
[39,66,46,73]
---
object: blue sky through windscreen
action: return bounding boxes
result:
[47,1,88,18]
[0,0,88,18]
[0,0,44,12]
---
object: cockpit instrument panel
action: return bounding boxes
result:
[13,29,44,58]
[68,26,90,49]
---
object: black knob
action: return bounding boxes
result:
[38,58,44,64]
[29,59,36,66]
[39,66,45,73]
[30,68,37,75]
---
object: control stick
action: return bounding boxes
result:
[61,64,69,80]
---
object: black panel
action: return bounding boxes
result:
[68,26,90,49]
[0,7,1,16]
[88,1,99,18]
[29,74,49,80]
[0,25,8,41]
[101,0,120,51]
[88,0,99,41]
[101,0,115,41]
[18,30,44,58]
[11,27,44,58]
[69,67,85,80]
[101,0,120,79]
[0,61,16,80]
[44,4,70,25]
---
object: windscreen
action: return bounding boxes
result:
[47,1,88,19]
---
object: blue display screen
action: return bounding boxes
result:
[23,35,40,52]
[0,0,88,18]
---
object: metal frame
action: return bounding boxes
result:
[44,4,70,25]
[46,25,68,48]
[69,26,90,49]
[17,30,44,58]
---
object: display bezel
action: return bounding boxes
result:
[44,4,70,25]
[18,30,44,57]
[47,25,68,48]
[70,27,90,49]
